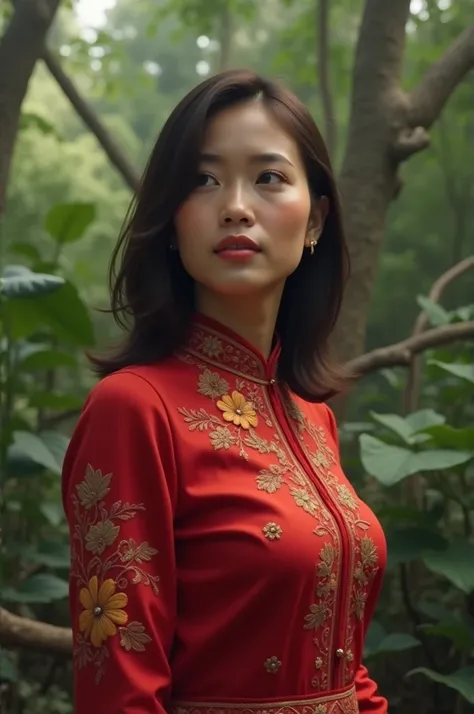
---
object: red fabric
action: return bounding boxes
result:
[62,314,388,713]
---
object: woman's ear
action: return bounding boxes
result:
[305,196,329,247]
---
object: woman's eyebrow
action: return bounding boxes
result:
[199,151,294,167]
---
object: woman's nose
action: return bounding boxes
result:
[219,185,255,226]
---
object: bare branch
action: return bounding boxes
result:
[0,606,72,655]
[316,0,337,158]
[404,256,474,412]
[348,321,474,377]
[391,125,430,161]
[0,0,61,213]
[409,26,474,129]
[42,48,141,192]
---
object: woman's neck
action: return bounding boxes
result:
[196,289,283,359]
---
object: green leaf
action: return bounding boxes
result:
[416,295,451,326]
[419,621,473,653]
[423,541,474,594]
[45,202,96,244]
[370,412,413,443]
[359,435,472,485]
[28,391,83,410]
[8,242,42,263]
[386,527,447,567]
[40,501,65,527]
[20,348,77,371]
[25,541,70,569]
[5,280,95,346]
[0,650,19,683]
[407,409,446,433]
[407,667,474,703]
[41,430,70,470]
[422,425,474,450]
[373,633,421,656]
[11,431,64,474]
[430,360,474,385]
[0,265,65,299]
[1,574,69,604]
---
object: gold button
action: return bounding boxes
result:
[336,648,344,658]
[269,378,276,385]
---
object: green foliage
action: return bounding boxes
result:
[354,300,474,709]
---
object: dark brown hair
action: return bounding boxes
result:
[90,68,351,401]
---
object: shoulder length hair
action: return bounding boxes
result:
[90,68,351,402]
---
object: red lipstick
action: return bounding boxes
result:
[214,235,260,262]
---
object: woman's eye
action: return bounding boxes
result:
[196,173,217,187]
[258,170,285,185]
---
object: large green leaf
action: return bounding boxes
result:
[416,295,451,326]
[422,425,474,450]
[420,621,473,653]
[28,391,83,410]
[370,410,444,445]
[8,242,42,263]
[41,430,70,470]
[386,526,447,567]
[20,348,77,371]
[24,541,70,569]
[423,542,474,594]
[1,574,69,604]
[359,434,472,485]
[0,265,64,299]
[407,667,474,703]
[364,621,421,659]
[5,280,95,345]
[45,202,96,244]
[430,360,474,385]
[10,431,66,475]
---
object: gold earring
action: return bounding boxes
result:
[309,239,317,255]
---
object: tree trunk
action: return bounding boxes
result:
[0,0,61,214]
[333,0,474,362]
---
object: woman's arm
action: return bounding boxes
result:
[62,372,178,714]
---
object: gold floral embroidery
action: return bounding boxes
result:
[210,426,236,450]
[217,391,258,429]
[198,369,229,399]
[336,485,357,511]
[264,656,282,673]
[256,466,284,493]
[263,522,282,540]
[71,465,159,683]
[178,363,341,691]
[201,335,223,359]
[79,576,128,647]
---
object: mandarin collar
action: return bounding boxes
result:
[184,313,281,385]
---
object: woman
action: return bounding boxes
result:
[62,68,387,714]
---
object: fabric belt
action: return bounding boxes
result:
[171,685,359,714]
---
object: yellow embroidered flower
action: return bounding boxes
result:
[217,391,258,429]
[76,465,111,509]
[79,576,128,648]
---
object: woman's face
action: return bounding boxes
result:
[174,100,327,311]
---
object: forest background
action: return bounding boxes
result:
[0,0,473,712]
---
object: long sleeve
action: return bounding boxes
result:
[323,403,388,713]
[62,371,178,714]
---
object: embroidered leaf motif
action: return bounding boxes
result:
[76,465,111,509]
[178,407,220,431]
[119,539,158,564]
[119,621,152,652]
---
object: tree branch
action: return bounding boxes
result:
[409,26,474,129]
[42,48,141,192]
[0,607,72,655]
[316,0,337,158]
[347,321,474,377]
[0,0,61,213]
[403,256,474,413]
